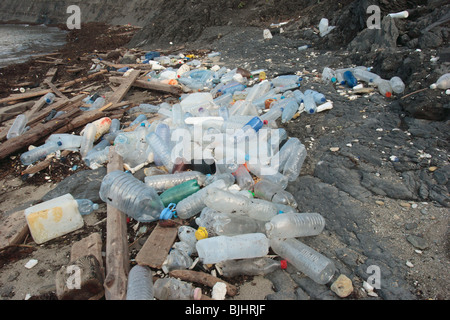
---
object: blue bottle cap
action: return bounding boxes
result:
[160,203,177,220]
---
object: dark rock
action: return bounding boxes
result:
[406,235,429,250]
[418,31,443,49]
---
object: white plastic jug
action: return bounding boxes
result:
[24,194,84,244]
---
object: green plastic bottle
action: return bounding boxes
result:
[159,179,200,207]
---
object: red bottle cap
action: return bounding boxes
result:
[263,120,268,125]
[385,92,392,98]
[280,260,288,269]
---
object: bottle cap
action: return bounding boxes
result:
[159,203,177,220]
[280,260,288,269]
[195,227,208,240]
[385,92,392,98]
[430,83,437,89]
[263,120,268,125]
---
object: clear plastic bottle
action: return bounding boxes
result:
[44,92,55,104]
[153,278,202,300]
[265,212,325,238]
[195,207,266,237]
[75,199,99,215]
[7,114,28,140]
[20,141,63,166]
[389,76,405,94]
[216,257,287,278]
[83,146,110,169]
[162,241,194,274]
[376,79,393,98]
[126,265,154,300]
[281,98,300,123]
[204,188,280,221]
[46,134,83,151]
[322,67,337,83]
[245,80,271,102]
[130,114,147,127]
[144,171,206,192]
[430,73,450,89]
[175,178,233,219]
[303,93,317,114]
[269,237,336,285]
[146,132,174,172]
[253,179,297,208]
[246,162,289,190]
[99,170,164,222]
[304,89,326,104]
[88,97,105,110]
[271,75,301,88]
[80,123,97,158]
[232,164,254,190]
[352,69,381,84]
[282,138,307,181]
[196,233,270,264]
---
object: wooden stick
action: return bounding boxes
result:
[103,147,129,300]
[109,76,183,96]
[106,69,141,105]
[168,269,238,297]
[400,87,428,100]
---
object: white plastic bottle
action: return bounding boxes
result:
[196,233,270,264]
[216,257,287,277]
[44,92,56,104]
[375,79,393,98]
[430,73,450,90]
[265,212,325,238]
[83,146,110,169]
[80,123,97,158]
[269,237,336,285]
[389,76,405,94]
[126,265,154,300]
[7,114,28,140]
[99,170,165,222]
[153,278,202,300]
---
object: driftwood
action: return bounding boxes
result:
[103,147,129,300]
[168,270,238,297]
[106,69,141,106]
[109,76,183,96]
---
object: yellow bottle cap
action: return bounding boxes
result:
[195,227,208,240]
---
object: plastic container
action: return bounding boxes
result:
[281,98,300,123]
[270,237,336,285]
[430,73,450,90]
[89,97,105,110]
[196,233,270,264]
[195,207,266,237]
[99,170,165,222]
[144,171,206,192]
[232,165,254,190]
[343,71,358,88]
[304,89,326,104]
[44,92,55,104]
[217,257,287,278]
[389,76,405,94]
[159,179,200,206]
[24,193,84,245]
[91,117,112,141]
[20,141,63,166]
[153,278,202,300]
[126,265,154,300]
[387,10,409,19]
[7,114,28,140]
[322,67,337,83]
[282,138,307,181]
[162,242,194,273]
[376,79,393,98]
[265,212,325,238]
[75,199,99,215]
[271,75,301,88]
[253,179,297,208]
[80,123,97,158]
[46,134,83,151]
[352,69,381,84]
[146,132,174,172]
[175,178,233,219]
[303,94,317,114]
[246,162,289,190]
[83,146,110,169]
[204,188,280,221]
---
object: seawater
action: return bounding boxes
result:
[0,24,67,68]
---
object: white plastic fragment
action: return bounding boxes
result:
[263,29,273,39]
[25,259,38,269]
[211,282,227,300]
[387,11,409,19]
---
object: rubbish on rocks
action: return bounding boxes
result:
[430,73,450,90]
[126,265,154,300]
[216,257,287,278]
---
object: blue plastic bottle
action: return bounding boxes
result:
[343,71,358,88]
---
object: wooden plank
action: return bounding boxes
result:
[106,69,141,105]
[135,224,178,269]
[109,76,182,96]
[0,210,29,251]
[0,89,53,104]
[44,67,58,83]
[103,147,129,300]
[44,79,67,99]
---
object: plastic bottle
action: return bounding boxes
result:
[322,67,337,83]
[175,178,234,219]
[343,70,358,88]
[83,146,110,169]
[162,241,194,273]
[246,162,289,190]
[245,80,271,102]
[46,134,83,151]
[302,93,317,114]
[146,132,174,172]
[88,97,105,110]
[281,98,300,123]
[44,92,55,104]
[253,179,297,208]
[153,278,202,300]
[196,233,270,264]
[144,171,206,192]
[376,79,393,97]
[195,207,266,237]
[270,237,336,284]
[7,114,28,140]
[265,212,325,238]
[20,141,63,166]
[126,265,154,300]
[80,123,97,158]
[282,138,307,181]
[352,69,381,84]
[204,188,280,221]
[159,179,200,206]
[75,199,99,215]
[430,73,450,90]
[99,170,165,222]
[304,89,326,104]
[216,257,287,278]
[232,164,254,190]
[389,76,405,94]
[271,75,301,88]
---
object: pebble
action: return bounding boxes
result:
[375,200,385,206]
[330,147,340,152]
[406,261,414,268]
[406,234,429,250]
[331,274,354,298]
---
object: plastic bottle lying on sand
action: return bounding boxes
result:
[196,233,270,264]
[270,237,336,285]
[20,141,63,166]
[430,73,450,90]
[265,212,326,238]
[126,265,154,300]
[7,114,28,140]
[153,278,202,300]
[216,257,287,278]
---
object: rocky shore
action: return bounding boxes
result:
[0,0,448,301]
